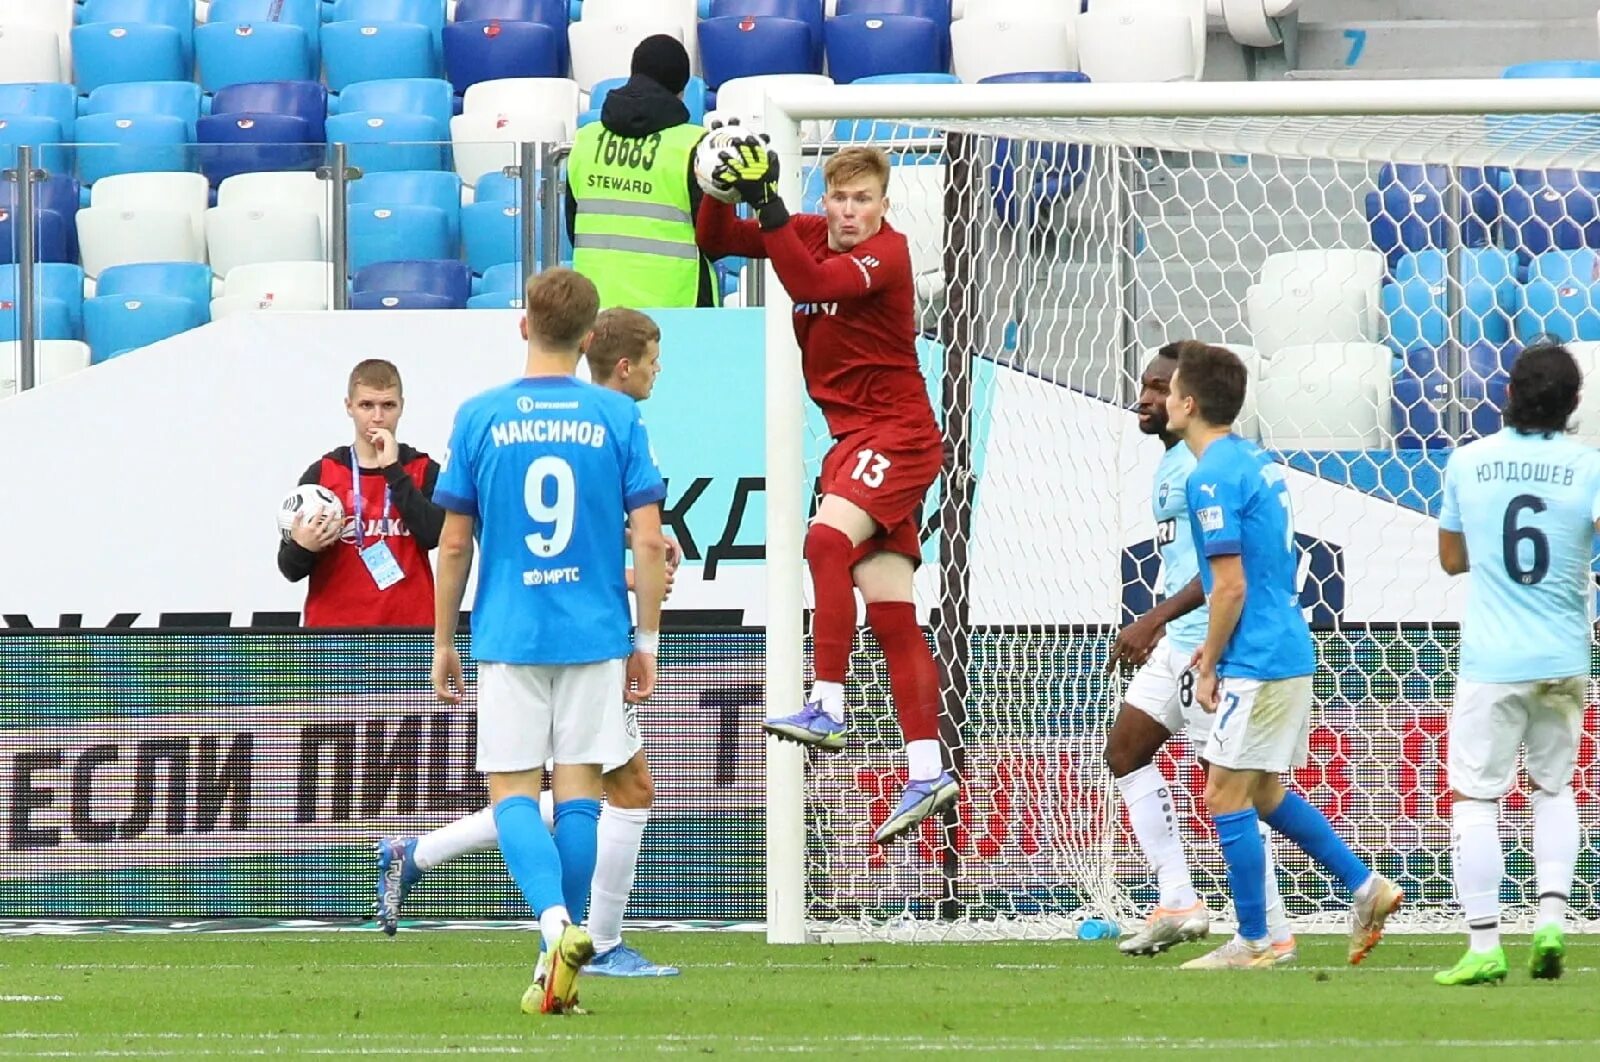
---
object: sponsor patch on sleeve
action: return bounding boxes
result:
[1197,505,1225,532]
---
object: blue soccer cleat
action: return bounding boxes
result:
[873,771,960,845]
[762,701,846,750]
[586,943,680,978]
[375,835,423,936]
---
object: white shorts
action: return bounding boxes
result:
[1201,674,1313,773]
[540,705,643,776]
[1448,677,1587,800]
[1123,639,1214,748]
[475,659,632,774]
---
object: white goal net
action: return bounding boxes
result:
[758,81,1600,942]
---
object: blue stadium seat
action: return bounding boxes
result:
[1381,248,1516,353]
[0,264,86,338]
[479,260,522,292]
[824,15,942,84]
[352,258,472,305]
[337,79,451,141]
[0,116,69,174]
[0,208,71,264]
[4,177,81,262]
[96,261,215,314]
[1518,250,1600,343]
[209,0,326,65]
[1501,168,1600,258]
[84,81,204,139]
[194,22,317,94]
[466,290,521,308]
[473,170,521,203]
[979,70,1091,85]
[326,111,447,172]
[74,113,193,186]
[699,16,818,90]
[1461,340,1516,438]
[213,81,329,141]
[351,289,461,308]
[834,71,957,141]
[82,0,197,67]
[71,23,189,94]
[835,0,951,68]
[0,298,75,342]
[322,21,440,92]
[1389,346,1451,449]
[454,0,570,73]
[0,84,78,142]
[350,169,463,249]
[333,0,447,39]
[442,20,563,97]
[196,113,325,186]
[1364,164,1498,272]
[461,200,524,274]
[710,0,824,66]
[347,204,453,272]
[83,293,207,362]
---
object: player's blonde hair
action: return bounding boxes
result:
[524,268,600,350]
[347,358,402,397]
[586,307,661,383]
[824,147,891,196]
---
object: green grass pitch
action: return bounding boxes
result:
[2,932,1598,1058]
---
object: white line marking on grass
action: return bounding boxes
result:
[0,996,61,1003]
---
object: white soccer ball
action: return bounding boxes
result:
[277,484,344,542]
[694,125,744,205]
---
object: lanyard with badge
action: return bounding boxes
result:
[351,452,406,590]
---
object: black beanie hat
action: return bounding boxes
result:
[631,33,691,95]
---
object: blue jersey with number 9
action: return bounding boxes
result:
[1439,428,1600,683]
[434,376,666,666]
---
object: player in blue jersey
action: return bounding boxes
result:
[1433,343,1599,986]
[430,268,669,1014]
[1164,343,1402,970]
[1107,342,1294,962]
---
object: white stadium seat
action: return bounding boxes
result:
[951,17,1078,84]
[1247,249,1384,358]
[1075,0,1205,83]
[91,172,211,253]
[715,74,835,143]
[0,0,75,79]
[0,24,65,84]
[217,171,330,230]
[450,111,569,191]
[221,261,334,310]
[580,0,700,76]
[462,77,582,140]
[76,209,206,279]
[204,207,325,280]
[1,339,90,399]
[568,20,687,94]
[1256,342,1392,450]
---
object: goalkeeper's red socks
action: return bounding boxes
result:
[804,524,856,718]
[868,601,943,780]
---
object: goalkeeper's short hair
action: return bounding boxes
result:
[824,147,891,196]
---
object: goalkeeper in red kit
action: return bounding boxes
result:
[699,140,957,844]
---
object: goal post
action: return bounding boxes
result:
[760,79,1600,944]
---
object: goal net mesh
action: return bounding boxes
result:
[781,109,1600,941]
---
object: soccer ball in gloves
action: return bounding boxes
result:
[694,115,766,204]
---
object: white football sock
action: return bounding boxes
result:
[1451,797,1503,951]
[586,805,649,954]
[1260,820,1292,944]
[1115,765,1197,911]
[905,739,943,782]
[808,680,845,723]
[539,905,572,955]
[1532,786,1578,931]
[413,807,499,871]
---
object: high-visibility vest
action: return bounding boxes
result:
[568,122,709,309]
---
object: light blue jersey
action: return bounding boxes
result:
[1438,429,1600,684]
[1186,434,1315,681]
[1153,442,1208,655]
[434,376,666,666]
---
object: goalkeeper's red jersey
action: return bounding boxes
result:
[696,202,940,444]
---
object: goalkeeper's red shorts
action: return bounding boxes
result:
[818,429,943,567]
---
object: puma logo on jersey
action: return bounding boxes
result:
[850,255,878,288]
[1198,483,1217,497]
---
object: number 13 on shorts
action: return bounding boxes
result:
[851,448,891,489]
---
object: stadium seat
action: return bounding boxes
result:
[321,21,439,92]
[197,113,325,186]
[221,259,334,308]
[218,171,329,228]
[194,21,317,93]
[352,258,472,305]
[713,73,833,139]
[473,171,522,203]
[568,20,687,94]
[0,0,76,80]
[205,206,326,278]
[1364,164,1500,271]
[0,297,75,342]
[461,200,524,273]
[443,20,564,96]
[456,0,568,23]
[77,207,206,279]
[698,16,818,90]
[466,290,521,308]
[1390,345,1452,449]
[351,170,463,248]
[208,0,325,65]
[96,261,215,314]
[1255,342,1392,449]
[983,89,1091,228]
[824,15,943,84]
[73,23,186,96]
[0,83,77,141]
[337,78,453,141]
[1501,168,1600,259]
[350,289,462,308]
[82,0,197,68]
[333,0,448,40]
[83,292,207,362]
[462,77,581,138]
[91,170,211,253]
[1517,249,1600,343]
[1074,4,1199,83]
[952,15,1077,84]
[74,113,193,186]
[3,175,81,262]
[0,116,69,174]
[0,26,66,86]
[833,71,956,141]
[0,208,71,264]
[0,263,87,338]
[0,340,92,396]
[711,0,823,65]
[1557,340,1600,442]
[1247,249,1384,358]
[449,110,566,190]
[84,81,203,139]
[1381,248,1516,354]
[479,260,522,292]
[582,0,699,73]
[213,80,329,141]
[327,111,447,172]
[347,204,453,272]
[836,0,952,67]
